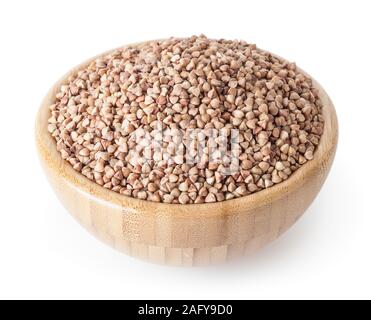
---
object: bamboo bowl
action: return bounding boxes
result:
[35,42,338,266]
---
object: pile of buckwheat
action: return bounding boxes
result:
[48,35,324,204]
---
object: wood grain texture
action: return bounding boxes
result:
[35,41,338,266]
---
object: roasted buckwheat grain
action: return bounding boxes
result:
[48,36,324,204]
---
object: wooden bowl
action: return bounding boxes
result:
[35,42,338,266]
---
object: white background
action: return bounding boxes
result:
[0,0,370,300]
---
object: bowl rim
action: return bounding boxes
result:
[35,39,338,219]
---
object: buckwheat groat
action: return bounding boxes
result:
[48,36,324,204]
